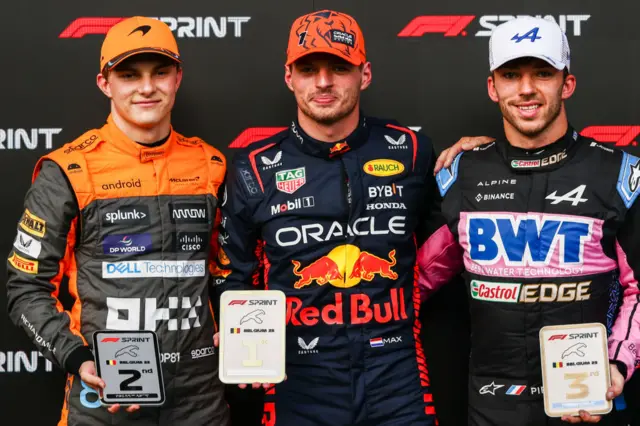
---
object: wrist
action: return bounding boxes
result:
[65,346,94,375]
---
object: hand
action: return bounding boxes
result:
[214,332,280,390]
[433,136,495,175]
[561,364,624,423]
[78,360,140,414]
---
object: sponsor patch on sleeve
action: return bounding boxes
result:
[617,152,640,208]
[8,252,39,274]
[20,209,46,238]
[436,153,462,197]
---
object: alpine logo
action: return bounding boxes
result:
[60,16,251,39]
[545,185,588,206]
[398,15,590,38]
[511,27,541,43]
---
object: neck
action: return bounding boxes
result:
[111,108,171,144]
[504,107,569,150]
[297,107,360,143]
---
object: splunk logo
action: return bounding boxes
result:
[459,212,615,279]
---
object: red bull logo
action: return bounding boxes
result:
[289,245,405,326]
[287,289,409,326]
[329,142,350,156]
[292,245,398,289]
[350,249,398,281]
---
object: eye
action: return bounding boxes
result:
[502,72,517,79]
[332,65,349,72]
[537,70,553,77]
[299,66,314,74]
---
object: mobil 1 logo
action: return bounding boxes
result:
[93,330,164,406]
[173,232,208,253]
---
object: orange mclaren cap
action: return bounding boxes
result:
[286,10,366,66]
[100,16,180,72]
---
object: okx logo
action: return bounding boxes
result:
[459,212,616,279]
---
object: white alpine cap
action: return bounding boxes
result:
[489,17,570,72]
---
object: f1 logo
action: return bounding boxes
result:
[581,126,640,147]
[398,16,475,37]
[549,334,568,341]
[229,300,248,306]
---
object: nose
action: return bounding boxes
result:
[518,73,536,97]
[315,66,334,89]
[138,74,155,96]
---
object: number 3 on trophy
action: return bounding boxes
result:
[564,372,589,399]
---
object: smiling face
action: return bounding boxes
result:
[488,57,576,139]
[97,53,182,130]
[284,53,371,126]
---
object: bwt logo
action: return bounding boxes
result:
[467,215,592,266]
[60,16,251,39]
[398,15,590,37]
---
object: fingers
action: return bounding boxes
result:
[80,372,105,391]
[561,411,601,423]
[607,365,624,400]
[433,148,450,175]
[213,332,220,348]
[107,404,140,414]
[238,383,247,389]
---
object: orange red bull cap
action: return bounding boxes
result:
[286,10,366,66]
[100,16,181,72]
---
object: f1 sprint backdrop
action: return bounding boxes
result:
[0,0,638,425]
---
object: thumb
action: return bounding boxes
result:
[214,332,220,348]
[82,372,105,391]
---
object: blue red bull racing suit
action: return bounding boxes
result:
[215,116,439,425]
[418,128,640,426]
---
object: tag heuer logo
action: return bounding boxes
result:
[275,167,306,194]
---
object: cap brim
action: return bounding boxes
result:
[286,48,362,67]
[490,54,566,72]
[105,47,181,71]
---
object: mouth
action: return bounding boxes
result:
[311,95,337,105]
[514,103,542,118]
[133,100,161,107]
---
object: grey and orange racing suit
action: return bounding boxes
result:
[6,115,230,426]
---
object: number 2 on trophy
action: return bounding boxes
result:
[242,340,263,367]
[564,372,589,399]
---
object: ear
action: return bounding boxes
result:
[561,73,576,100]
[175,66,183,90]
[96,72,112,98]
[487,75,499,103]
[360,62,372,91]
[284,64,294,92]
